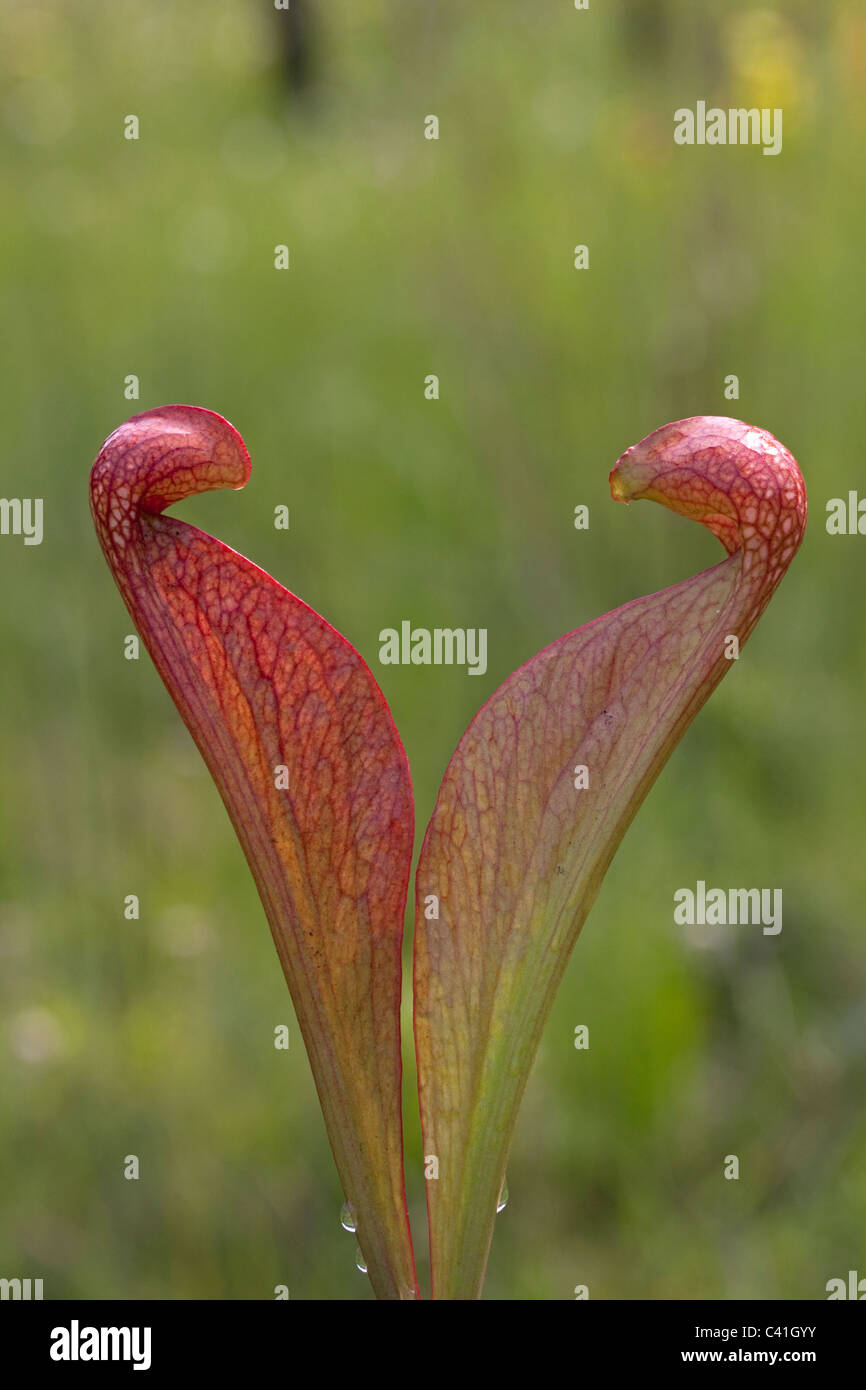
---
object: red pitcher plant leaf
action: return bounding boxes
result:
[90,405,418,1300]
[414,417,807,1299]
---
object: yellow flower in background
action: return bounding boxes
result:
[725,8,813,132]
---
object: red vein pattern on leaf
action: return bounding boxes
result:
[91,405,418,1300]
[414,416,807,1299]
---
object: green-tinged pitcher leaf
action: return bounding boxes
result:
[91,405,418,1300]
[414,417,807,1299]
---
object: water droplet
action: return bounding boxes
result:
[340,1200,356,1233]
[354,1243,368,1274]
[497,1177,509,1214]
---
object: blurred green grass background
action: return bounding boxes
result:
[0,0,864,1299]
